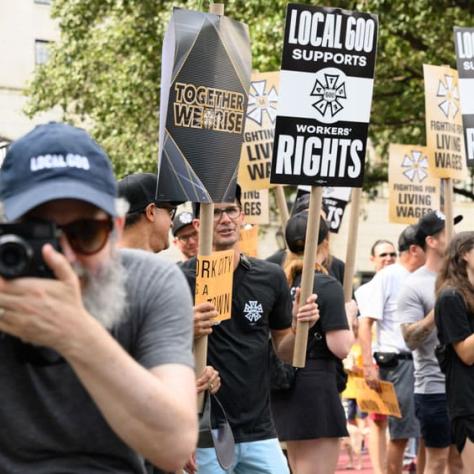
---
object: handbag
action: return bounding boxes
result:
[269,343,297,391]
[269,330,321,392]
[373,351,399,369]
[198,391,235,470]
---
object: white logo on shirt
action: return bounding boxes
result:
[243,301,263,322]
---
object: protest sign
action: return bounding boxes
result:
[238,71,280,190]
[294,185,351,233]
[241,189,269,225]
[353,377,401,418]
[239,224,259,257]
[424,64,468,180]
[195,250,234,322]
[388,144,440,224]
[157,8,252,203]
[270,4,378,187]
[454,27,474,167]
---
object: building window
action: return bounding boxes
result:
[35,40,51,65]
[34,0,52,5]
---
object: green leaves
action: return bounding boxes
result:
[26,0,474,190]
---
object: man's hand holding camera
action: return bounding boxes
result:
[0,243,95,354]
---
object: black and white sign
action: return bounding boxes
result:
[292,185,351,233]
[454,27,474,167]
[271,4,378,187]
[156,8,251,203]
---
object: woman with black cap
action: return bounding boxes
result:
[435,232,474,473]
[271,211,354,474]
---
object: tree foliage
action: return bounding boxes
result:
[26,0,474,188]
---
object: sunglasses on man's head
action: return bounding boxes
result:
[58,218,114,255]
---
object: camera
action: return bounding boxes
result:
[0,221,61,279]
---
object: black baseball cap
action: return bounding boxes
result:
[415,210,463,245]
[172,211,195,236]
[118,173,181,214]
[398,224,420,252]
[0,122,117,220]
[285,211,329,254]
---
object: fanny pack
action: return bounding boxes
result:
[198,391,235,470]
[373,352,399,369]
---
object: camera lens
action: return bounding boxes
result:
[0,235,33,278]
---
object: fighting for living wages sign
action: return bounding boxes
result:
[388,144,440,224]
[271,4,378,187]
[157,8,251,203]
[423,64,467,180]
[454,27,474,167]
[238,71,280,190]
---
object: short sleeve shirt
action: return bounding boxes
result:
[397,266,444,394]
[291,273,348,359]
[358,263,410,353]
[181,255,292,443]
[435,289,474,419]
[0,249,194,473]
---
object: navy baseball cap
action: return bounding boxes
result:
[0,122,117,221]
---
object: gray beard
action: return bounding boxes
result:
[73,253,127,330]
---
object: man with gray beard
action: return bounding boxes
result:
[0,123,197,473]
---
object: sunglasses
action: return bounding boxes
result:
[58,218,114,255]
[378,252,397,258]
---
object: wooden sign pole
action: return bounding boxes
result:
[293,186,323,367]
[442,178,454,238]
[275,186,289,234]
[342,188,362,302]
[193,1,223,412]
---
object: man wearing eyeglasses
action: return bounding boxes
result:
[181,189,319,474]
[0,123,197,473]
[172,211,199,260]
[118,173,178,254]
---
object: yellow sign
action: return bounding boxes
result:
[388,144,441,224]
[353,377,401,418]
[238,71,279,190]
[424,64,468,179]
[195,250,234,322]
[241,189,269,225]
[239,224,258,257]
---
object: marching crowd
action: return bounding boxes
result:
[0,122,472,474]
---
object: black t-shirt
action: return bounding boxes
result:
[291,273,348,360]
[435,288,474,419]
[328,256,345,286]
[266,248,286,266]
[266,251,345,285]
[181,255,292,443]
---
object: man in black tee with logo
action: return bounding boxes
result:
[181,191,319,474]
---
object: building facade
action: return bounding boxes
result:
[0,0,60,145]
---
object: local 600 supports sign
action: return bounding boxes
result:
[271,4,378,188]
